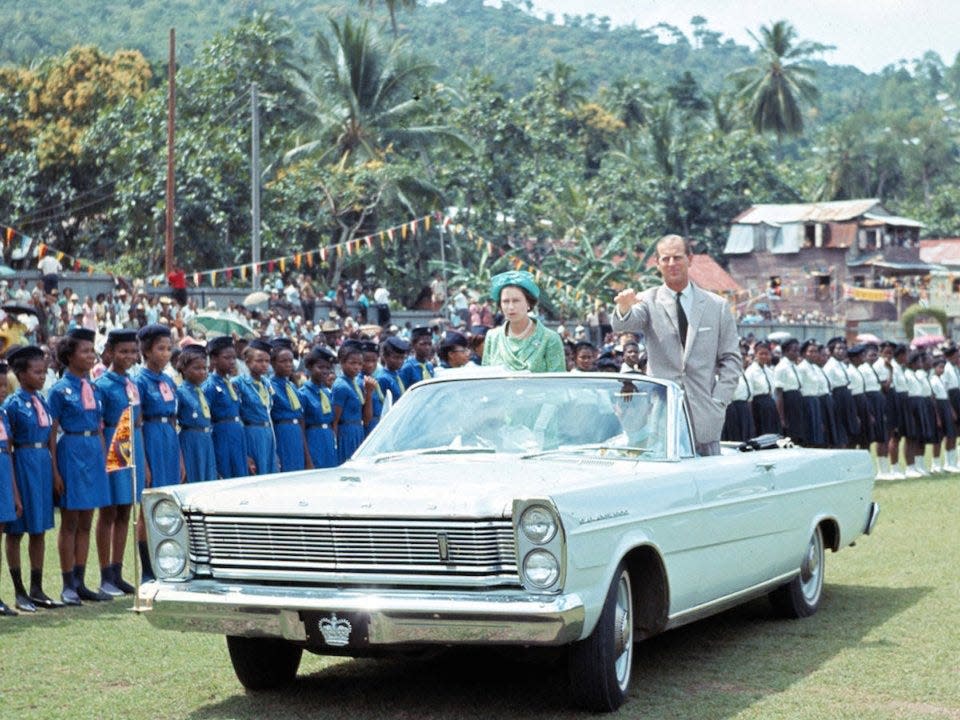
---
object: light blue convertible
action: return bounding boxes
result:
[138,373,879,711]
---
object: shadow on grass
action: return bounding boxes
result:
[0,594,135,637]
[186,583,928,720]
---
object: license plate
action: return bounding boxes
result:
[302,611,369,649]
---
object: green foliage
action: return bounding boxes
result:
[901,303,948,338]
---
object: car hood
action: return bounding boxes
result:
[163,453,662,519]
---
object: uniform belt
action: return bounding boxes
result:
[306,423,331,430]
[106,421,143,430]
[14,442,45,450]
[243,421,270,428]
[339,420,362,426]
[182,426,212,433]
[144,415,175,424]
[214,417,241,424]
[274,418,300,425]
[63,430,98,437]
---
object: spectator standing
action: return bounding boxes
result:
[38,254,62,295]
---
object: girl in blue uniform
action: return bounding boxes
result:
[0,367,23,616]
[235,339,278,475]
[299,347,338,468]
[202,336,247,478]
[2,346,59,612]
[135,324,184,580]
[360,340,384,436]
[94,329,146,596]
[176,344,217,482]
[49,328,111,605]
[374,336,408,404]
[269,344,312,472]
[333,342,376,465]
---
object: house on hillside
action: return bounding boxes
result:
[921,238,960,316]
[723,199,933,322]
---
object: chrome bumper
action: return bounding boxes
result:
[137,580,585,647]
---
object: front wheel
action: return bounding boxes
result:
[226,636,303,690]
[770,525,825,618]
[568,562,634,711]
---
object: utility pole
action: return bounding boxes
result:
[164,28,176,278]
[250,82,261,290]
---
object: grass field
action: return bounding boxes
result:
[1,474,958,720]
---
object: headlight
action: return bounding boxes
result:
[155,540,187,577]
[523,549,560,588]
[152,499,184,536]
[520,505,557,544]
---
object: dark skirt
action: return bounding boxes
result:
[897,392,915,440]
[852,393,873,448]
[722,400,755,442]
[802,395,825,447]
[949,388,960,423]
[936,398,956,442]
[882,389,900,436]
[864,391,887,444]
[781,390,805,444]
[832,386,861,440]
[908,396,936,444]
[752,394,782,436]
[819,393,845,448]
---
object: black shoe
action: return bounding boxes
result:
[29,590,64,609]
[76,584,112,602]
[114,575,136,595]
[14,593,37,613]
[0,599,18,616]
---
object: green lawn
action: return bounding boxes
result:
[1,475,958,720]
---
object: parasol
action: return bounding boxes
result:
[189,311,256,339]
[911,334,946,348]
[243,290,271,307]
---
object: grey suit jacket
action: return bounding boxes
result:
[611,283,742,444]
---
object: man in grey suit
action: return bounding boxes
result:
[611,234,741,455]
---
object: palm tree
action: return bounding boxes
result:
[731,20,830,142]
[359,0,417,39]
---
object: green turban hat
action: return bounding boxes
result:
[490,270,540,305]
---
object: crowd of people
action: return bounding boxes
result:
[0,242,952,618]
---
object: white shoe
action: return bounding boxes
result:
[916,465,930,476]
[888,469,906,480]
[905,468,923,479]
[943,464,960,473]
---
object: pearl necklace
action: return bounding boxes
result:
[508,318,534,340]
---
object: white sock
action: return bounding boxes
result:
[949,449,958,467]
[877,457,890,474]
[915,460,927,473]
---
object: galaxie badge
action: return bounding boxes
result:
[319,613,352,647]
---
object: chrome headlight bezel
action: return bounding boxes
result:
[155,539,188,576]
[522,549,561,588]
[513,498,566,594]
[152,498,184,536]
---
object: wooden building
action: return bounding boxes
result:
[723,199,930,321]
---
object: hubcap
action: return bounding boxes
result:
[613,572,633,689]
[799,529,824,604]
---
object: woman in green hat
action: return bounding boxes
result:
[482,271,565,372]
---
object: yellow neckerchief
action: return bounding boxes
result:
[283,379,301,411]
[395,370,406,392]
[318,384,332,414]
[194,384,211,418]
[220,373,238,401]
[253,378,270,408]
[351,375,364,403]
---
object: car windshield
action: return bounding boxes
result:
[358,375,684,461]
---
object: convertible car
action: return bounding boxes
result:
[137,372,879,711]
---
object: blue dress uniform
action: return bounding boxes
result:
[95,370,146,504]
[236,374,278,475]
[333,375,366,464]
[136,366,181,487]
[270,375,306,472]
[363,373,384,437]
[48,372,110,510]
[299,380,337,468]
[0,410,16,524]
[398,356,434,390]
[2,388,53,535]
[374,366,404,402]
[202,371,247,479]
[176,382,217,483]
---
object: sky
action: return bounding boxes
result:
[520,0,960,73]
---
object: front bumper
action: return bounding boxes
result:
[137,580,585,647]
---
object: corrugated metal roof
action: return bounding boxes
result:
[862,212,924,228]
[920,238,960,265]
[733,198,884,225]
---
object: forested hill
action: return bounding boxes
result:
[1,0,882,125]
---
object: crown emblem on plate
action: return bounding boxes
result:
[319,613,352,647]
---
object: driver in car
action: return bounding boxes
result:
[607,381,667,457]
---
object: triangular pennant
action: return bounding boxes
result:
[56,251,65,261]
[306,252,314,268]
[425,215,431,232]
[336,244,343,259]
[4,227,13,244]
[267,260,275,273]
[365,236,373,249]
[240,266,247,281]
[388,228,395,241]
[279,257,286,273]
[210,271,217,287]
[38,243,47,258]
[401,224,408,240]
[294,253,302,269]
[226,268,234,281]
[320,247,327,262]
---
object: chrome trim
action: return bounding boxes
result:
[137,580,585,647]
[864,501,880,535]
[665,570,798,629]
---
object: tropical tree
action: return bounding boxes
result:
[731,20,829,142]
[359,0,418,39]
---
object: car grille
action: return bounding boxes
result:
[185,514,519,587]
